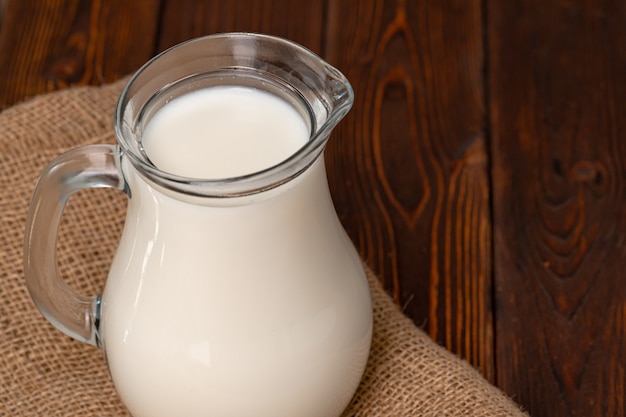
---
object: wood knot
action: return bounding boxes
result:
[48,56,84,82]
[45,32,88,85]
[570,160,604,186]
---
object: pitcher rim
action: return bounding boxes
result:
[114,32,354,198]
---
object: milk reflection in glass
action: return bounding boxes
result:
[100,86,373,417]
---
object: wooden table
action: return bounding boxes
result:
[1,1,624,416]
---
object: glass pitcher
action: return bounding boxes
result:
[24,33,372,417]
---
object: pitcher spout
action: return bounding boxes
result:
[315,63,354,142]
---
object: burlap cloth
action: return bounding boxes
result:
[0,80,528,416]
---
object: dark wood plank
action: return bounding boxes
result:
[325,0,492,379]
[489,1,626,415]
[157,0,325,55]
[0,0,161,109]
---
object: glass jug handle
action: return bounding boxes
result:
[24,144,126,347]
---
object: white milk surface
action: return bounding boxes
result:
[142,86,309,179]
[101,86,373,417]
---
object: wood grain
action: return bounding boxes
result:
[489,0,626,415]
[3,0,625,414]
[157,0,325,54]
[0,0,160,109]
[324,0,492,378]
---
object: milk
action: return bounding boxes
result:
[100,86,372,417]
[141,86,309,179]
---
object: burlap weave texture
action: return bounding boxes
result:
[0,81,528,416]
